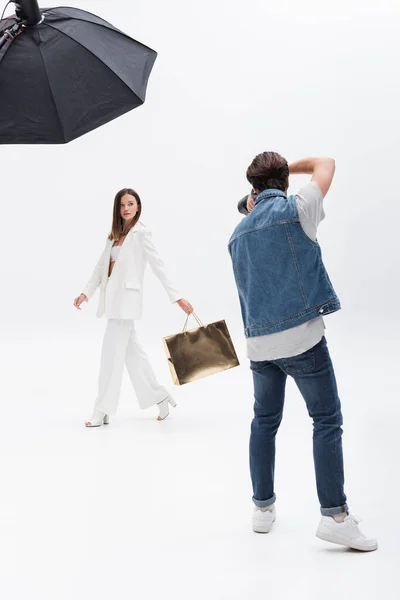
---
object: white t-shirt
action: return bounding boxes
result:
[246,182,326,361]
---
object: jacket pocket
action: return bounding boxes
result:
[125,280,141,291]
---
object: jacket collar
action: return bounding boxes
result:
[254,188,287,206]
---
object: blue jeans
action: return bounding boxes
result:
[249,336,348,516]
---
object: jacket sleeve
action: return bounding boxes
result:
[142,230,182,303]
[81,243,108,301]
[238,195,250,215]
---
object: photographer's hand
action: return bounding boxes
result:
[246,194,255,212]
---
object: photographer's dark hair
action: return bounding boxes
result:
[246,152,289,192]
[109,188,142,241]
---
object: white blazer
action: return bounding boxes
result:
[82,221,182,320]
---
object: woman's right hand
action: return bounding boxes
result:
[176,298,194,315]
[74,293,87,310]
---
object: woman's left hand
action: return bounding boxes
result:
[176,298,194,315]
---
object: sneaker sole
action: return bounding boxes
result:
[252,516,276,534]
[316,531,378,552]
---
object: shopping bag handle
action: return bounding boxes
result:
[182,311,204,333]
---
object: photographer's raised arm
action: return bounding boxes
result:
[288,157,336,198]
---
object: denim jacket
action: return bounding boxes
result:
[228,189,341,338]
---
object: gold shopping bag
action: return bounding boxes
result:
[162,312,240,385]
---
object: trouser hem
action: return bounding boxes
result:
[320,503,349,516]
[156,394,171,404]
[253,494,276,508]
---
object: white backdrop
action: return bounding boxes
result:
[0,1,399,599]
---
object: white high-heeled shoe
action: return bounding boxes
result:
[157,397,177,421]
[85,410,110,427]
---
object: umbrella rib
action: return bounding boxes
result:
[36,35,67,142]
[43,21,144,101]
[43,7,155,53]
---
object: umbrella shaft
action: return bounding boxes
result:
[14,0,41,25]
[0,34,8,50]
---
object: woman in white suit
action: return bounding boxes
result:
[74,188,193,426]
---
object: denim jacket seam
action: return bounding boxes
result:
[228,218,300,247]
[285,223,308,307]
[246,299,339,331]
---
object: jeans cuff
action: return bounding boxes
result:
[320,503,349,517]
[253,493,276,508]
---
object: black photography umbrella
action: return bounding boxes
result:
[0,1,157,143]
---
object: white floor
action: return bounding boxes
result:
[0,327,398,600]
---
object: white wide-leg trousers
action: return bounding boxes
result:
[94,319,170,415]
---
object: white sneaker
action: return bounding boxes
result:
[316,514,378,551]
[252,505,276,533]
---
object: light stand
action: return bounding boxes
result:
[14,0,42,25]
[0,0,43,52]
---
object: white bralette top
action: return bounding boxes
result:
[110,246,121,262]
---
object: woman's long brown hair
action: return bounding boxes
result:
[108,188,142,242]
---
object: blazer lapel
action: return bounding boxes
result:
[108,224,139,279]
